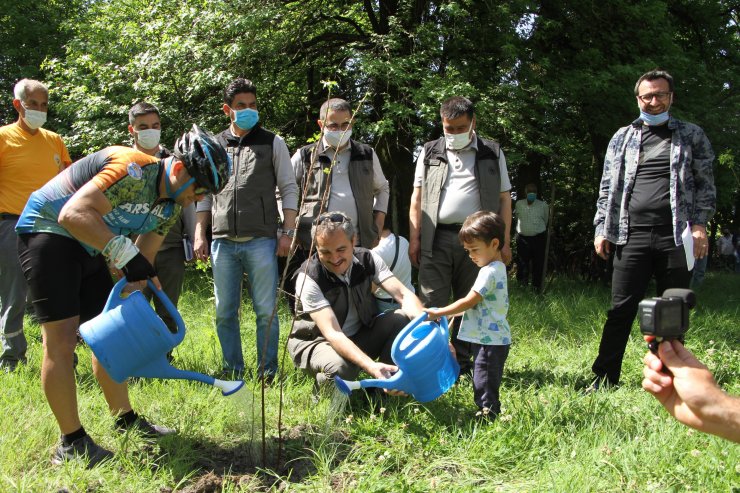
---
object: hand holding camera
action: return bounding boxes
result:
[638,288,696,354]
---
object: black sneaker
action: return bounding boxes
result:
[118,416,176,438]
[51,435,113,468]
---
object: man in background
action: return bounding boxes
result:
[514,182,549,291]
[0,79,71,371]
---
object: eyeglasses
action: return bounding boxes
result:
[324,122,352,132]
[313,212,349,226]
[637,92,672,103]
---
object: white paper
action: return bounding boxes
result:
[681,225,694,271]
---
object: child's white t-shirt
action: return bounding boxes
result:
[458,260,511,346]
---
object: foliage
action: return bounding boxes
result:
[0,271,737,491]
[0,0,85,125]
[27,0,740,245]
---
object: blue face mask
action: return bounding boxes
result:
[527,193,537,202]
[640,110,669,126]
[231,107,259,130]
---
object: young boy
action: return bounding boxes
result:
[426,211,510,418]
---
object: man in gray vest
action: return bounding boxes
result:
[292,98,389,250]
[287,211,425,394]
[409,96,512,372]
[194,78,299,382]
[284,98,389,311]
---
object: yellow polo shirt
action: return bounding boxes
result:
[0,122,71,214]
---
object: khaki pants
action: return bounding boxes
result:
[287,309,410,387]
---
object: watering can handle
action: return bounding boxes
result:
[103,278,129,313]
[144,279,187,339]
[102,278,186,340]
[390,311,447,356]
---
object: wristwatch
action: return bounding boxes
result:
[280,228,296,238]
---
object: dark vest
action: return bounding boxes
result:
[297,139,377,248]
[419,136,501,257]
[211,126,279,238]
[292,248,379,337]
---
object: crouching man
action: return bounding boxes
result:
[287,211,427,394]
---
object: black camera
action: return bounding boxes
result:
[639,288,696,352]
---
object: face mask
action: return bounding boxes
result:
[231,107,259,130]
[135,128,161,150]
[324,128,352,148]
[640,110,669,126]
[527,193,537,202]
[444,122,474,150]
[21,103,47,130]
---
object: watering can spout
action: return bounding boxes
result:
[130,357,244,396]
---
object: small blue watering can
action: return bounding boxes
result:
[334,312,459,402]
[79,278,243,396]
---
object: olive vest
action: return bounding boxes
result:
[212,126,279,238]
[292,248,379,338]
[419,136,501,257]
[297,140,377,248]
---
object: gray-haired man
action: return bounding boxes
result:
[0,79,71,371]
[287,211,426,393]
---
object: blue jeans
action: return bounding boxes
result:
[212,237,279,376]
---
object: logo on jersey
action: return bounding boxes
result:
[127,162,143,180]
[54,154,62,171]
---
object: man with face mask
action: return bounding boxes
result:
[194,78,298,382]
[283,98,390,311]
[128,101,195,336]
[589,69,715,391]
[514,183,549,291]
[409,96,512,374]
[292,98,389,250]
[0,79,71,372]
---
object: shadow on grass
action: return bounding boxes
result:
[155,422,351,492]
[505,365,589,390]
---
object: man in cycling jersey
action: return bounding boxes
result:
[15,125,230,468]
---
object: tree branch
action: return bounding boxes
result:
[363,0,380,33]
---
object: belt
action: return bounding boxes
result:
[436,223,463,232]
[375,297,394,303]
[0,213,20,221]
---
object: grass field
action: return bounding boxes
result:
[1,270,738,492]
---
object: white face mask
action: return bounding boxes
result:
[444,122,474,150]
[135,128,161,150]
[324,128,352,148]
[21,103,47,130]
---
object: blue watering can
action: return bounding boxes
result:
[79,278,244,396]
[334,312,459,402]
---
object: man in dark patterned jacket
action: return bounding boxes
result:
[590,69,715,389]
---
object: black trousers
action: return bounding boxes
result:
[472,343,510,412]
[516,231,547,289]
[592,225,691,384]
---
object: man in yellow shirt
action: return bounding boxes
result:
[0,79,71,371]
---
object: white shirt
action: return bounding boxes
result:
[413,134,511,224]
[372,232,414,300]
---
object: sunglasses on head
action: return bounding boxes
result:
[313,212,348,226]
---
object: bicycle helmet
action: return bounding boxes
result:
[174,124,231,194]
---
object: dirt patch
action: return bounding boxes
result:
[178,472,222,493]
[174,424,352,491]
